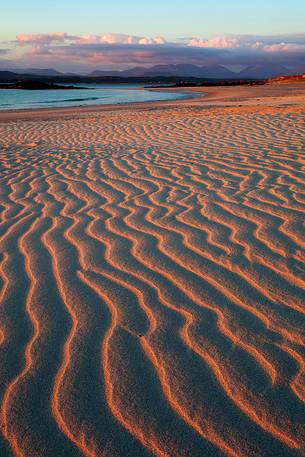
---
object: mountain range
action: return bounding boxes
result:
[97,63,305,79]
[90,64,236,78]
[2,63,305,80]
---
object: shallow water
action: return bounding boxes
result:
[0,83,190,110]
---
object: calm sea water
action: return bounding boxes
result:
[0,83,192,110]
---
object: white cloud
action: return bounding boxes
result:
[15,32,166,46]
[264,43,305,52]
[16,32,70,44]
[188,34,305,53]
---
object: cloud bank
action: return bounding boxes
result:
[2,32,305,72]
[16,32,166,46]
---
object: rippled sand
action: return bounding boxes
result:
[0,90,305,457]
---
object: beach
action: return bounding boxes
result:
[0,83,305,457]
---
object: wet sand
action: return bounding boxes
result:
[0,83,305,456]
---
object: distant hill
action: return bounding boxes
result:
[196,65,236,79]
[6,68,64,76]
[0,71,24,81]
[6,64,304,80]
[90,64,237,79]
[1,65,304,85]
[90,63,305,79]
[239,64,290,79]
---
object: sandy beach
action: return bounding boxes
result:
[0,83,305,457]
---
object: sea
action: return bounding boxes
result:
[0,83,192,110]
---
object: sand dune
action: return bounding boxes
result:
[0,93,305,456]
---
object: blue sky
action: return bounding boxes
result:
[1,0,305,71]
[2,0,305,40]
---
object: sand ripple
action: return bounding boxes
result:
[0,105,304,456]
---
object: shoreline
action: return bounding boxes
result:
[0,82,305,122]
[0,86,199,121]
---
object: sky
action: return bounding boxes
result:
[1,0,305,71]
